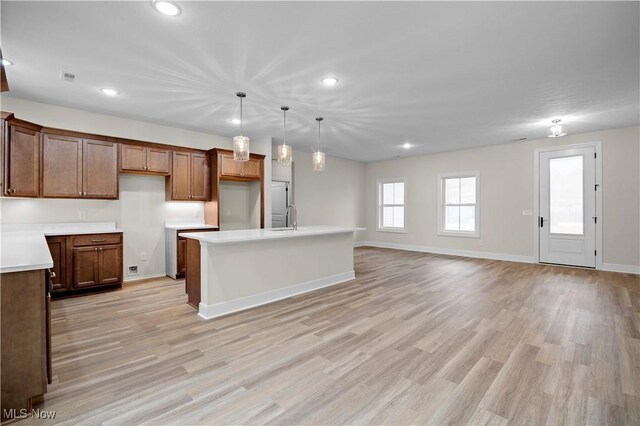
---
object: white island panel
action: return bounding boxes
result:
[189,226,362,320]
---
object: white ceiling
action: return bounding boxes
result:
[2,1,638,162]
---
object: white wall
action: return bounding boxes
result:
[292,148,367,241]
[364,126,640,270]
[0,97,272,280]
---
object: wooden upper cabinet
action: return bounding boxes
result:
[190,153,209,201]
[4,125,40,197]
[242,159,261,179]
[147,148,170,174]
[42,134,83,198]
[218,153,261,180]
[170,151,191,200]
[120,144,170,175]
[83,139,118,199]
[120,144,146,172]
[42,135,118,199]
[219,154,244,177]
[167,151,209,201]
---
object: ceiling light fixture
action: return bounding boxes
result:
[278,106,292,167]
[1,59,13,66]
[233,92,250,161]
[313,117,325,172]
[403,142,411,149]
[151,0,181,16]
[100,88,119,96]
[321,76,338,86]
[548,119,567,138]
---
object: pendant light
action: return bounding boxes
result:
[548,119,567,138]
[233,92,250,161]
[312,117,325,172]
[277,106,292,166]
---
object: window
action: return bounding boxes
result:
[438,171,479,237]
[377,178,406,232]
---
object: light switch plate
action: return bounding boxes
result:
[522,209,532,216]
[140,252,148,261]
[78,210,87,220]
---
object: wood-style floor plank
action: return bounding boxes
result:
[16,247,640,425]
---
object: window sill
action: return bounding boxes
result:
[437,231,480,238]
[377,228,407,234]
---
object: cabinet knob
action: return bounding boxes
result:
[8,188,15,194]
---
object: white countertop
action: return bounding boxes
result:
[180,226,365,246]
[165,222,218,230]
[0,222,121,274]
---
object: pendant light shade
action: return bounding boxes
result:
[548,119,567,138]
[233,92,250,161]
[277,106,292,167]
[313,117,325,172]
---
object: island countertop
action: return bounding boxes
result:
[180,226,365,246]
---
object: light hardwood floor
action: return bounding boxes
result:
[20,247,640,425]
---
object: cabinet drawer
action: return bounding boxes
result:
[72,233,122,247]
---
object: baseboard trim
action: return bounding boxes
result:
[359,241,640,274]
[124,274,167,283]
[602,263,640,274]
[353,241,366,248]
[198,270,356,320]
[358,241,534,264]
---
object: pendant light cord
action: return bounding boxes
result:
[284,109,287,145]
[317,119,320,152]
[240,96,243,136]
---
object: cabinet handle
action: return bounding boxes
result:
[7,188,14,194]
[99,247,103,252]
[50,271,56,279]
[95,247,98,252]
[92,239,106,243]
[79,191,82,196]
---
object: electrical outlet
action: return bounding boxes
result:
[128,265,138,274]
[78,210,87,220]
[522,209,532,216]
[140,252,148,261]
[193,209,199,218]
[226,209,231,217]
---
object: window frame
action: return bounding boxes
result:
[437,171,480,238]
[376,177,407,233]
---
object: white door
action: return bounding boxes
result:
[539,147,597,267]
[271,181,288,228]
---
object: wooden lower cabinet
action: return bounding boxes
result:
[1,269,49,422]
[177,237,187,276]
[47,233,123,297]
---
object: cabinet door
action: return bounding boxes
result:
[83,139,118,199]
[242,159,261,179]
[98,245,122,285]
[120,144,146,172]
[219,154,243,177]
[5,125,40,197]
[46,237,67,292]
[147,148,170,174]
[42,134,83,198]
[171,151,191,200]
[190,153,209,201]
[73,247,99,288]
[177,237,187,275]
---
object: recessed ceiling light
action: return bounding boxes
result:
[230,118,241,125]
[100,88,119,96]
[321,76,338,86]
[1,59,13,66]
[152,0,181,16]
[403,142,411,149]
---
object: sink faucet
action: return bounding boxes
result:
[286,204,297,230]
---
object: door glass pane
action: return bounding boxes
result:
[445,179,460,204]
[460,177,476,204]
[460,206,475,231]
[549,155,583,235]
[445,206,460,231]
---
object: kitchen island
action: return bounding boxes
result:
[181,226,364,320]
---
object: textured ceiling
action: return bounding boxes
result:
[1,1,638,162]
